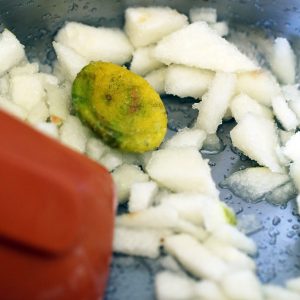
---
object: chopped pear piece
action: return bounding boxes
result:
[263,285,300,300]
[85,137,107,161]
[130,45,164,76]
[281,84,300,101]
[59,116,88,153]
[163,128,207,150]
[116,206,179,229]
[289,101,300,123]
[38,72,60,87]
[290,161,300,192]
[9,62,39,76]
[0,29,26,76]
[10,74,46,112]
[230,93,273,122]
[35,122,59,139]
[164,65,214,99]
[202,133,224,153]
[201,200,236,231]
[0,74,9,97]
[282,132,300,162]
[155,271,195,300]
[221,270,263,300]
[156,272,228,300]
[45,83,69,122]
[0,97,27,120]
[278,129,294,146]
[268,38,296,85]
[230,114,284,173]
[116,206,206,240]
[286,277,300,294]
[264,181,297,206]
[146,147,219,197]
[212,224,257,255]
[223,107,233,121]
[27,100,49,124]
[196,72,236,134]
[164,234,230,281]
[154,22,258,72]
[160,192,233,228]
[128,181,158,212]
[159,192,209,225]
[99,150,123,172]
[272,94,299,131]
[211,22,229,37]
[53,42,88,81]
[221,167,290,202]
[281,84,300,120]
[112,164,149,203]
[125,7,188,48]
[113,227,163,258]
[56,22,133,64]
[189,7,217,23]
[237,70,281,107]
[174,218,208,241]
[205,237,256,271]
[144,67,167,94]
[194,280,228,300]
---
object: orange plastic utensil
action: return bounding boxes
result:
[0,111,116,300]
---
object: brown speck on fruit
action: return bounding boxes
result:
[50,115,63,125]
[129,87,141,113]
[105,94,112,101]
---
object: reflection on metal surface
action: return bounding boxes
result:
[0,1,300,299]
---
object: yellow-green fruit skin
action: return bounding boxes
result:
[72,62,167,153]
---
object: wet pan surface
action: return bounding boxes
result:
[0,1,300,299]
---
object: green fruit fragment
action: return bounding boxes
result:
[72,61,167,153]
[221,203,237,226]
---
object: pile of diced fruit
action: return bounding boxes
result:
[0,5,300,300]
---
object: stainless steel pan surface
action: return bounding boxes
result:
[1,1,300,299]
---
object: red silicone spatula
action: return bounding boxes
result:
[0,110,116,300]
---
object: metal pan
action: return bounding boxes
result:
[0,1,299,299]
